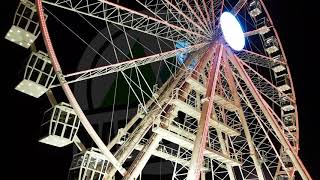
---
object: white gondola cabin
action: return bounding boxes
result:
[39,102,80,147]
[264,36,279,54]
[15,51,56,98]
[256,17,270,35]
[248,0,262,17]
[68,148,109,180]
[276,74,291,93]
[5,0,46,48]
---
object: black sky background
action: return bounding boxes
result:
[1,0,319,179]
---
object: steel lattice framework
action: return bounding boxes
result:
[6,0,312,180]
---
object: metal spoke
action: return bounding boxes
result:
[43,0,208,43]
[49,43,207,87]
[7,0,311,179]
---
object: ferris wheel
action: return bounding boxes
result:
[6,0,312,179]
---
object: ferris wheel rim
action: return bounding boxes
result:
[32,0,310,179]
[35,0,127,175]
[258,0,300,149]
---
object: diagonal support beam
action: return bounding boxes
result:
[236,78,291,178]
[122,133,162,180]
[228,50,312,180]
[223,57,266,180]
[187,43,223,180]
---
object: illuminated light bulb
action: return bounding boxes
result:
[26,34,29,37]
[19,42,23,45]
[220,12,245,51]
[28,83,32,86]
[11,38,15,42]
[17,30,21,33]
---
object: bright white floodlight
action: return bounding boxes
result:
[220,12,245,51]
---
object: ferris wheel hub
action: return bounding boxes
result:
[220,12,245,51]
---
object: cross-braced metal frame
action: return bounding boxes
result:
[6,0,312,179]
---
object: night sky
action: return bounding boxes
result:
[1,0,318,179]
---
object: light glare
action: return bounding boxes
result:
[220,12,245,51]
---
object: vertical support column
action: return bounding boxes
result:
[223,57,265,180]
[187,44,223,180]
[228,52,312,180]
